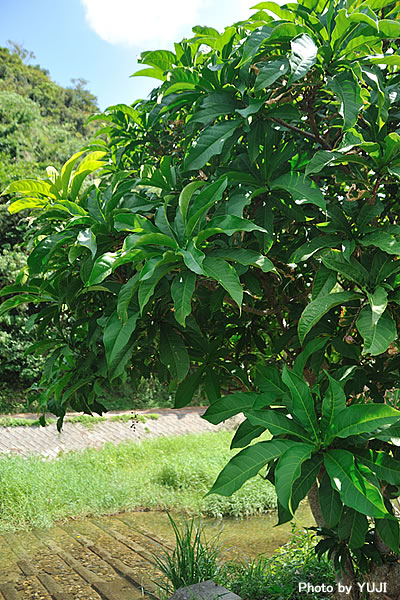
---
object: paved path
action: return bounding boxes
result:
[0,512,170,600]
[0,408,241,457]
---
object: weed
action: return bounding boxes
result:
[152,512,223,600]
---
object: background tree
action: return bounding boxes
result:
[0,44,99,411]
[3,0,400,596]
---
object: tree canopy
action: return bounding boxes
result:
[3,0,400,592]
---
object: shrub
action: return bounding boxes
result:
[217,528,336,600]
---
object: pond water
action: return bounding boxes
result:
[127,502,315,560]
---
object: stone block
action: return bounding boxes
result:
[168,579,242,600]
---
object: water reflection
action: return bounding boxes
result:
[128,502,314,560]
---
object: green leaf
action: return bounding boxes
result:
[203,392,270,425]
[159,326,189,382]
[230,418,265,449]
[356,307,396,356]
[8,197,47,213]
[255,365,288,400]
[53,200,88,217]
[367,286,387,328]
[305,150,343,176]
[131,67,166,81]
[293,336,328,375]
[376,518,400,554]
[236,98,265,118]
[87,253,118,286]
[312,266,337,300]
[2,178,56,199]
[171,271,196,327]
[277,453,322,525]
[290,454,322,512]
[178,181,204,223]
[70,164,105,202]
[361,231,400,255]
[184,120,240,171]
[28,231,76,274]
[245,409,313,443]
[291,236,339,262]
[139,49,176,71]
[202,257,243,310]
[138,265,170,313]
[355,450,400,486]
[135,233,178,250]
[270,172,325,210]
[254,58,289,91]
[117,275,139,323]
[320,375,347,435]
[186,178,227,236]
[325,404,400,443]
[177,244,205,275]
[324,450,388,518]
[290,235,339,263]
[318,471,342,528]
[375,422,400,443]
[327,71,363,131]
[209,249,274,273]
[205,215,267,236]
[174,367,204,409]
[321,250,368,285]
[379,19,400,38]
[239,25,272,66]
[282,368,319,442]
[275,443,315,512]
[207,439,294,497]
[298,291,360,344]
[338,508,368,549]
[103,311,139,377]
[0,294,44,317]
[60,150,85,194]
[114,213,158,233]
[77,228,97,258]
[288,34,318,84]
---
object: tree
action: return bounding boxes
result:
[0,46,100,411]
[2,0,400,596]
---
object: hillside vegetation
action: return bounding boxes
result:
[0,44,98,412]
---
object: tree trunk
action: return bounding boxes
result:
[307,484,360,600]
[364,529,400,600]
[307,486,400,599]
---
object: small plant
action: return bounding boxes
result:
[217,528,335,600]
[151,512,223,599]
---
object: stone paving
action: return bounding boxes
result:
[0,512,172,600]
[0,408,241,457]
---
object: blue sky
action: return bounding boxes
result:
[1,0,259,111]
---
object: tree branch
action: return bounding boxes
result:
[270,117,321,145]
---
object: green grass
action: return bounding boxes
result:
[0,431,276,532]
[0,413,159,428]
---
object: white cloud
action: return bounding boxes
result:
[81,0,256,48]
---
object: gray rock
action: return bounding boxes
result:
[168,580,242,600]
